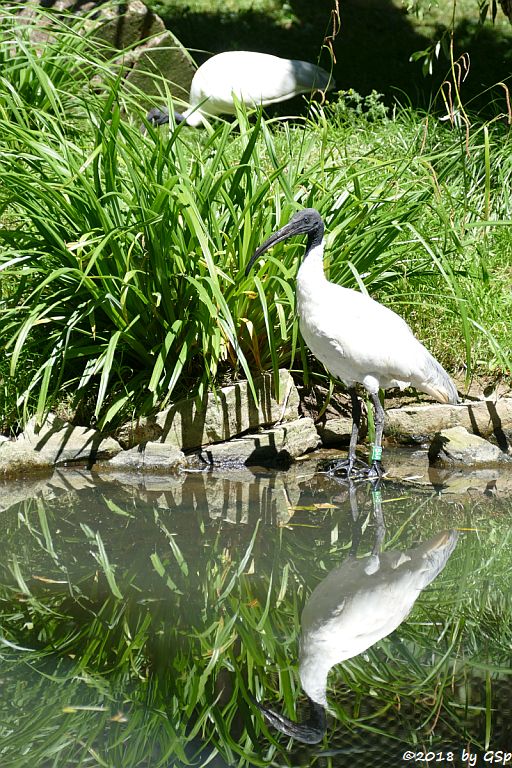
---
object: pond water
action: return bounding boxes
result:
[1,451,511,767]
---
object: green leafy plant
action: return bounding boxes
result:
[1,6,510,433]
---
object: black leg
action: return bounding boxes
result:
[348,480,363,556]
[347,387,361,469]
[369,392,385,477]
[251,693,326,744]
[324,388,370,478]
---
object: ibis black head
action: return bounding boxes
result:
[245,208,324,276]
[146,107,170,126]
[145,108,187,129]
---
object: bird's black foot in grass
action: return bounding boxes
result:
[146,107,170,126]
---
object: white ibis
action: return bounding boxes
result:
[256,527,458,743]
[245,209,459,477]
[147,50,335,128]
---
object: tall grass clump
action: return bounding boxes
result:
[0,5,510,431]
[0,22,429,427]
[0,5,116,128]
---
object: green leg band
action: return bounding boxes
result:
[371,445,383,462]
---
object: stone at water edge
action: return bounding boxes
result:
[107,441,186,470]
[199,417,320,468]
[428,426,511,467]
[0,414,122,475]
[385,397,512,445]
[116,369,300,451]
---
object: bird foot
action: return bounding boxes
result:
[249,692,326,745]
[368,460,385,479]
[321,457,386,480]
[321,456,371,479]
[146,107,170,126]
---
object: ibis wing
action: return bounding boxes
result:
[190,52,332,115]
[299,284,456,402]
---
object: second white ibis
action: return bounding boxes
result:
[147,50,335,128]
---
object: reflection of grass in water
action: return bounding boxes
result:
[0,489,511,765]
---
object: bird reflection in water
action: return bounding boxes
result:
[253,482,458,744]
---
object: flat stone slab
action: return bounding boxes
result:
[117,369,300,450]
[108,441,186,471]
[0,415,121,476]
[199,417,320,468]
[385,398,512,445]
[316,414,362,446]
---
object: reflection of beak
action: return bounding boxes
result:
[251,692,326,744]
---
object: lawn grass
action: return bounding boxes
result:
[0,4,510,431]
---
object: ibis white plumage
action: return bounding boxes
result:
[147,50,335,128]
[256,527,458,743]
[245,208,459,477]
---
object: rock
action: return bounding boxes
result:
[95,1,195,103]
[125,30,194,104]
[317,415,362,446]
[19,1,195,103]
[0,414,122,476]
[108,441,186,471]
[300,384,368,447]
[117,369,300,450]
[385,398,512,446]
[0,442,52,477]
[199,417,320,468]
[428,426,511,468]
[93,0,165,51]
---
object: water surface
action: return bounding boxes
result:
[0,452,511,767]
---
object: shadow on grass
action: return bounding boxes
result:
[148,0,512,114]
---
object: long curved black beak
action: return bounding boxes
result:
[252,694,326,744]
[244,220,302,277]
